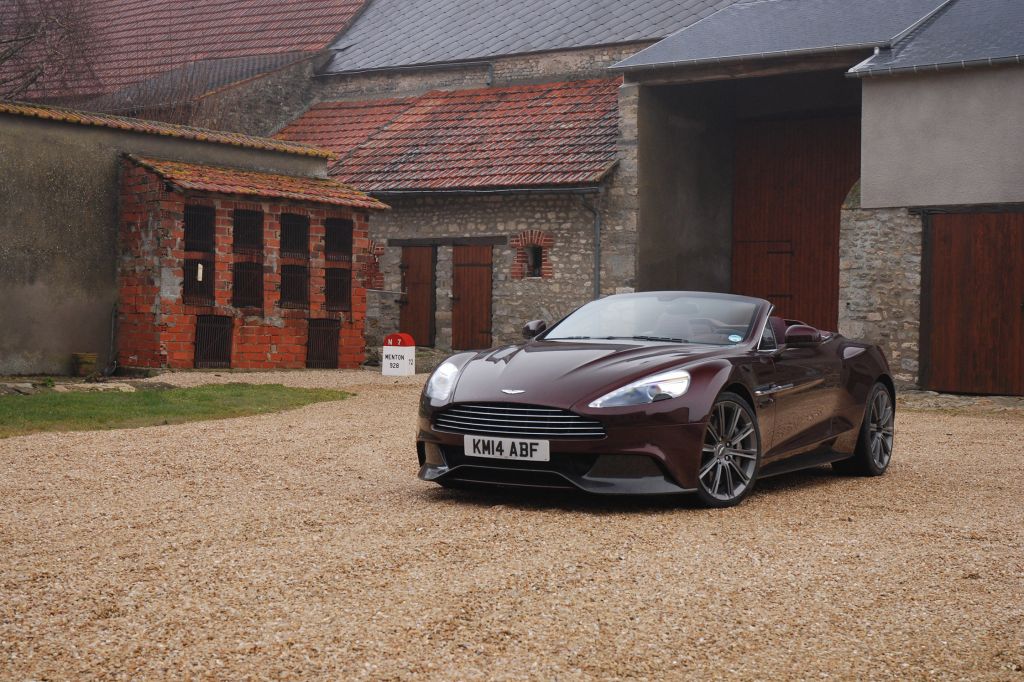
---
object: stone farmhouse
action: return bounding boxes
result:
[3,0,1023,396]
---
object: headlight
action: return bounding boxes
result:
[425,361,461,401]
[588,368,691,408]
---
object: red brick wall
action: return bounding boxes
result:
[117,160,369,370]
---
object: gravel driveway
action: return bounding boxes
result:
[1,370,1022,680]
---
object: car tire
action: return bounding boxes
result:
[695,392,762,508]
[833,382,895,476]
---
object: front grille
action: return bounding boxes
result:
[434,403,605,439]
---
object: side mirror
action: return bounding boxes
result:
[784,324,821,347]
[522,320,547,339]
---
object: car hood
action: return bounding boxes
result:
[451,340,728,408]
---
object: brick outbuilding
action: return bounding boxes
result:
[119,156,387,370]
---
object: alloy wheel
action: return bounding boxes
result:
[868,389,895,470]
[699,400,758,502]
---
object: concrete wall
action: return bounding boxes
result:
[634,82,734,293]
[0,115,327,374]
[861,66,1024,208]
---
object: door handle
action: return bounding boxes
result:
[754,383,794,397]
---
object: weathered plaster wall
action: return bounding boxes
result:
[861,65,1024,208]
[366,191,633,350]
[838,184,923,385]
[0,115,329,374]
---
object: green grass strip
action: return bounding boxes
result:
[0,383,350,438]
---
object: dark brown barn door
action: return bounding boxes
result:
[452,245,493,350]
[924,212,1024,395]
[194,315,233,368]
[732,115,860,330]
[400,246,435,347]
[306,319,340,369]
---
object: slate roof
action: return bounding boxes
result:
[275,98,418,158]
[850,0,1024,76]
[290,79,622,192]
[85,52,314,114]
[0,101,334,159]
[129,156,388,210]
[613,0,948,71]
[323,0,737,74]
[12,0,366,101]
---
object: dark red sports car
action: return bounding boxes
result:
[416,292,895,507]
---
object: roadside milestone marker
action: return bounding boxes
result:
[382,333,415,376]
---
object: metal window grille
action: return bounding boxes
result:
[526,245,543,277]
[279,264,309,307]
[184,204,215,252]
[325,218,353,262]
[233,209,263,254]
[183,258,215,305]
[325,267,352,312]
[232,261,263,308]
[306,318,340,369]
[194,315,233,368]
[280,213,309,258]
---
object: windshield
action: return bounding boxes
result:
[545,292,760,345]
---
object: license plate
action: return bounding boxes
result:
[463,435,550,462]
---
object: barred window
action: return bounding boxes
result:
[280,213,309,258]
[325,268,352,312]
[183,258,215,306]
[184,204,215,252]
[232,262,263,308]
[280,264,309,307]
[233,209,263,254]
[325,218,353,262]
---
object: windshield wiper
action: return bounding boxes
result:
[604,335,690,343]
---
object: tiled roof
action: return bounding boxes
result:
[129,156,388,210]
[850,0,1024,76]
[275,97,417,157]
[0,101,334,158]
[10,0,366,101]
[323,0,736,74]
[613,0,946,72]
[312,79,621,192]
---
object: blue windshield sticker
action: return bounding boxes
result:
[728,334,743,343]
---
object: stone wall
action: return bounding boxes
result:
[366,189,636,351]
[307,43,651,106]
[838,186,923,386]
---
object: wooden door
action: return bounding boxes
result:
[400,246,435,347]
[452,245,493,350]
[732,115,860,330]
[924,212,1024,395]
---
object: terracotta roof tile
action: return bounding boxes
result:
[0,101,334,158]
[275,97,417,158]
[129,156,388,210]
[282,79,621,192]
[9,0,366,100]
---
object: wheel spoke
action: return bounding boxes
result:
[706,422,721,443]
[732,425,755,444]
[699,458,718,478]
[723,461,734,494]
[727,448,757,460]
[728,459,750,484]
[711,462,723,494]
[726,405,741,440]
[717,403,727,437]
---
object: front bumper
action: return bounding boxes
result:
[416,411,705,495]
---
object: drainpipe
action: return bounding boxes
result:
[580,193,602,300]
